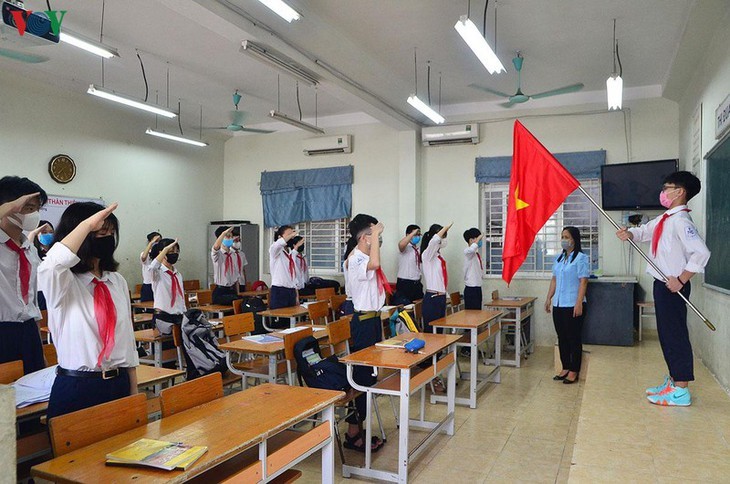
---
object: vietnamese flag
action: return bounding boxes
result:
[502,121,580,284]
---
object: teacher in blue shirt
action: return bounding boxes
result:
[544,226,590,384]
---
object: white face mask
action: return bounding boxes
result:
[233,241,241,250]
[440,238,448,248]
[9,211,40,232]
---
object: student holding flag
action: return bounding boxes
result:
[462,228,484,310]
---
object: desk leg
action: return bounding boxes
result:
[289,316,296,329]
[268,354,277,384]
[495,325,502,383]
[469,328,478,409]
[262,315,275,332]
[154,341,162,368]
[365,387,373,469]
[321,405,335,484]
[398,368,411,483]
[446,347,456,435]
[514,308,522,368]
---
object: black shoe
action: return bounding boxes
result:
[563,375,579,384]
[553,373,568,381]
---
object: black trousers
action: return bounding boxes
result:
[423,292,446,333]
[140,283,154,302]
[0,319,45,374]
[269,285,297,309]
[552,306,585,373]
[395,278,424,303]
[654,279,694,382]
[463,286,483,310]
[47,369,131,419]
[212,284,242,306]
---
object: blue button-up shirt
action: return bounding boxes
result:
[552,251,590,307]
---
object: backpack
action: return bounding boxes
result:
[302,277,341,296]
[251,280,268,292]
[293,335,349,392]
[238,296,267,334]
[389,309,419,337]
[181,309,226,379]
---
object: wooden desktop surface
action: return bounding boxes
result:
[258,306,309,318]
[486,297,537,308]
[31,384,343,483]
[219,326,328,355]
[430,310,503,329]
[340,333,461,370]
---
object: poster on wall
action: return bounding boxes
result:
[39,194,105,228]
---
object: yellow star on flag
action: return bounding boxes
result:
[514,184,530,211]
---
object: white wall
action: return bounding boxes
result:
[0,69,225,286]
[677,6,730,390]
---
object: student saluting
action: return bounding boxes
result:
[149,238,185,336]
[211,226,245,305]
[396,224,423,303]
[139,231,161,302]
[268,225,301,309]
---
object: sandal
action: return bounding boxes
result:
[343,432,383,453]
[432,377,446,395]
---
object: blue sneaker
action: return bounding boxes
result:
[646,376,672,395]
[647,386,691,406]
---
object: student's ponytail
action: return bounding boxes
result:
[420,224,443,257]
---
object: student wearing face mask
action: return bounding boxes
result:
[149,238,185,336]
[269,225,300,309]
[0,176,48,374]
[462,228,484,310]
[38,202,139,418]
[230,228,248,288]
[29,220,54,311]
[421,223,453,333]
[140,231,161,302]
[544,226,589,385]
[211,226,245,305]
[616,171,710,406]
[396,224,423,303]
[290,236,308,291]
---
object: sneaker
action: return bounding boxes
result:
[646,376,672,395]
[647,386,691,406]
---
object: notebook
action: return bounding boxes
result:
[375,336,414,349]
[106,438,207,471]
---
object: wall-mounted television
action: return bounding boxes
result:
[601,159,679,211]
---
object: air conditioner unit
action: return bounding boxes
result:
[421,123,479,146]
[302,135,352,156]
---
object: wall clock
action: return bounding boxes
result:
[48,154,76,184]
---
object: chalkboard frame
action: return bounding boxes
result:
[704,131,730,294]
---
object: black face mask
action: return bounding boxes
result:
[90,235,116,260]
[298,244,305,253]
[166,253,179,264]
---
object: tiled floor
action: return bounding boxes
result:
[295,332,730,483]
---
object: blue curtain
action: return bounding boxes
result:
[475,150,606,183]
[260,165,353,227]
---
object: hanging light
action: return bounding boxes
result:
[606,19,623,110]
[405,50,445,124]
[454,15,505,75]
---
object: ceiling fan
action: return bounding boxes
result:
[202,91,274,134]
[470,52,584,107]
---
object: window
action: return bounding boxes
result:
[480,179,600,278]
[264,218,349,275]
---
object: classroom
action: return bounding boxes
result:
[2,0,730,482]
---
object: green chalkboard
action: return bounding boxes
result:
[706,134,730,291]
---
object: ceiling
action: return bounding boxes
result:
[0,0,699,136]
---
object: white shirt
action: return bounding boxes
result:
[269,238,297,289]
[422,234,447,293]
[0,228,41,322]
[211,248,247,287]
[294,252,309,290]
[397,243,421,281]
[149,259,187,314]
[347,248,384,311]
[464,243,483,287]
[628,205,711,280]
[342,260,352,298]
[140,252,154,285]
[37,243,139,371]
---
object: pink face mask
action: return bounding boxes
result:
[659,188,679,208]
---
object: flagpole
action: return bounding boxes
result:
[576,185,716,332]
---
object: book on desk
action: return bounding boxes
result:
[106,438,207,471]
[375,336,415,349]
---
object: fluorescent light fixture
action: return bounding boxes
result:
[87,84,177,118]
[241,40,318,86]
[454,15,505,75]
[256,0,300,22]
[60,31,119,59]
[606,74,623,110]
[407,95,445,124]
[269,110,325,134]
[145,128,208,147]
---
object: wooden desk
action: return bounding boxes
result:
[238,289,270,298]
[32,384,342,483]
[429,310,502,408]
[198,303,235,317]
[131,300,155,311]
[133,313,154,327]
[135,329,175,368]
[340,333,460,483]
[485,297,537,368]
[258,306,309,331]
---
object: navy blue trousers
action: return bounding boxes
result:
[463,286,483,310]
[47,370,132,419]
[212,284,241,306]
[140,283,154,302]
[395,278,424,303]
[340,300,354,316]
[0,319,45,374]
[654,280,694,381]
[423,292,446,333]
[552,306,585,373]
[269,285,297,309]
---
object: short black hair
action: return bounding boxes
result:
[406,224,420,235]
[0,176,48,206]
[463,227,481,243]
[214,226,230,238]
[290,235,303,250]
[349,214,378,239]
[274,225,293,240]
[150,238,179,260]
[146,231,161,242]
[54,202,119,273]
[420,223,443,253]
[33,220,54,255]
[664,171,701,201]
[557,226,583,263]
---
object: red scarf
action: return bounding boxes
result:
[437,253,448,287]
[284,250,296,278]
[476,252,483,270]
[224,252,233,275]
[297,253,307,272]
[166,270,183,307]
[413,245,421,269]
[652,209,690,257]
[5,240,30,303]
[376,268,393,295]
[92,279,117,367]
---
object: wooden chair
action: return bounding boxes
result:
[412,299,424,331]
[160,372,223,417]
[0,360,24,384]
[37,309,49,343]
[43,343,58,367]
[307,300,331,325]
[282,326,313,385]
[223,313,255,342]
[134,283,143,294]
[172,324,186,370]
[329,294,347,321]
[189,290,213,307]
[223,313,286,388]
[183,279,201,291]
[448,291,463,314]
[232,298,245,315]
[209,283,218,293]
[314,287,336,302]
[49,393,147,457]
